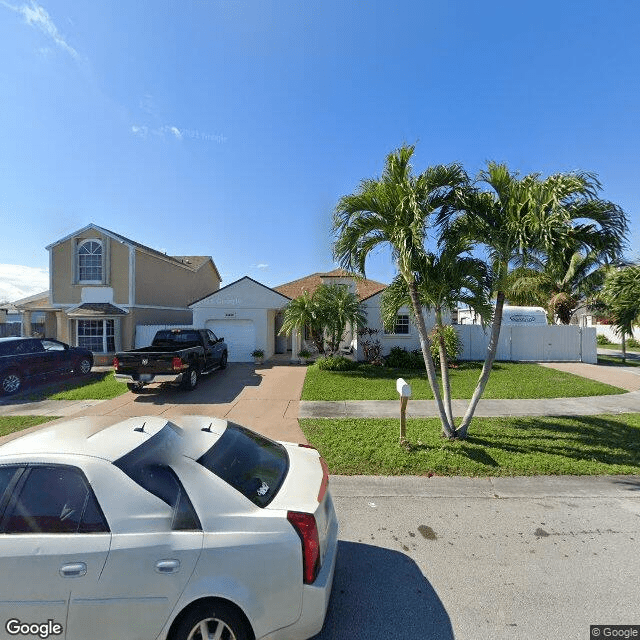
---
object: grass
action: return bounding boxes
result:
[598,342,640,352]
[597,355,640,368]
[300,414,640,476]
[24,371,128,401]
[302,361,625,401]
[0,416,57,438]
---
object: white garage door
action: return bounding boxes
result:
[205,319,256,362]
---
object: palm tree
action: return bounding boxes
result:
[509,248,609,324]
[379,237,491,432]
[279,290,325,353]
[333,144,468,439]
[439,162,628,437]
[313,284,366,355]
[279,284,365,355]
[600,263,640,362]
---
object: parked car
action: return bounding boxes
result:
[114,328,227,392]
[0,337,93,395]
[0,415,338,640]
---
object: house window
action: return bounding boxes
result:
[385,314,410,335]
[78,240,103,282]
[78,319,115,353]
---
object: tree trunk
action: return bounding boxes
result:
[456,291,506,438]
[407,281,455,438]
[622,333,626,364]
[435,308,454,432]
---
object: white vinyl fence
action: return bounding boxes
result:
[594,324,640,343]
[135,324,193,348]
[455,325,597,364]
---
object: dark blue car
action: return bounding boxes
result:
[0,337,93,395]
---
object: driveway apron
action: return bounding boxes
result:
[63,362,310,443]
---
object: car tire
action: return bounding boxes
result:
[172,601,250,640]
[220,352,228,369]
[1,371,22,395]
[76,357,93,376]
[127,382,144,393]
[182,367,199,391]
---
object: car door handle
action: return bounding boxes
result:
[155,559,180,574]
[60,562,87,577]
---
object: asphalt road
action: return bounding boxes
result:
[314,475,640,640]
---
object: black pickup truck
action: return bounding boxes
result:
[113,328,228,393]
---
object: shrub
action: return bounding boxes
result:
[429,325,462,367]
[357,327,382,364]
[596,334,613,346]
[627,337,640,349]
[316,356,360,371]
[384,346,424,369]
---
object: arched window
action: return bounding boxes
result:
[78,240,102,282]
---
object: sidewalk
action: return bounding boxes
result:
[300,362,640,419]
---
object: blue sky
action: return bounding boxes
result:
[1,0,638,301]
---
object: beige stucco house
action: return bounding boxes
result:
[15,224,221,364]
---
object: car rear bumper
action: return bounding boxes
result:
[114,373,184,385]
[259,504,339,640]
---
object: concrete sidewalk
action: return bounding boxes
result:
[300,362,640,419]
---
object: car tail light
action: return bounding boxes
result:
[287,511,320,584]
[113,357,119,370]
[172,356,186,371]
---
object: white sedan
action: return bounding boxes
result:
[0,415,338,640]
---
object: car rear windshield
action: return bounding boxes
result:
[197,424,289,507]
[152,330,201,348]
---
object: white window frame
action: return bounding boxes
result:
[77,239,104,284]
[76,319,115,353]
[384,314,411,335]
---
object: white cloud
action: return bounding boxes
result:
[131,125,148,137]
[255,264,269,270]
[1,1,79,59]
[0,264,49,302]
[168,126,182,140]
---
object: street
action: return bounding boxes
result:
[315,476,640,640]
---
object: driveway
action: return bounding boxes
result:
[65,362,309,443]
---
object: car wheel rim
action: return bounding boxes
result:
[190,371,197,386]
[80,360,91,374]
[186,617,236,640]
[2,375,20,393]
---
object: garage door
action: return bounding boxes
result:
[205,319,256,362]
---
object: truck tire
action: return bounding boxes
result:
[182,367,199,391]
[127,382,144,393]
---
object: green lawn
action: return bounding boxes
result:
[597,355,640,368]
[302,362,625,401]
[301,414,640,476]
[0,416,57,438]
[25,371,128,401]
[598,343,640,353]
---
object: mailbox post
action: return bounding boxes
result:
[396,377,412,441]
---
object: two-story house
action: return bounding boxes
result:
[15,224,221,364]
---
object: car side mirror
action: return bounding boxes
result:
[218,337,224,343]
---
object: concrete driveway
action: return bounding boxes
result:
[77,362,308,442]
[0,362,309,444]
